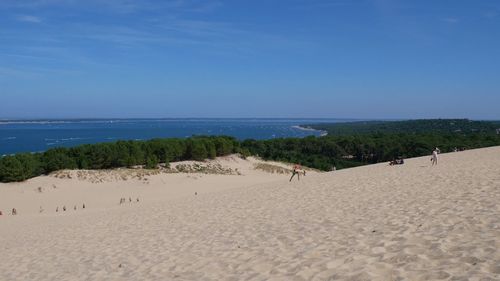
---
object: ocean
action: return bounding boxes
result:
[0,118,345,155]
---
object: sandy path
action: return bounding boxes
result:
[1,147,499,280]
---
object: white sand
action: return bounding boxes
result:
[0,156,299,216]
[1,148,499,280]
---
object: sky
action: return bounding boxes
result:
[1,0,499,119]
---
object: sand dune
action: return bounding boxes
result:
[1,148,499,280]
[0,156,302,216]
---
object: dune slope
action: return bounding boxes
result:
[1,147,499,280]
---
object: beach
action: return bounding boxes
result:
[1,147,499,280]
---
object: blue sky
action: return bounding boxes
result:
[1,0,499,119]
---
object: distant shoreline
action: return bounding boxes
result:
[0,119,332,155]
[0,118,355,124]
[293,125,328,136]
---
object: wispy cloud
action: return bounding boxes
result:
[0,0,75,9]
[0,0,313,79]
[0,65,81,78]
[294,0,356,9]
[0,0,220,14]
[62,19,312,54]
[16,15,42,23]
[483,10,498,19]
[441,17,459,24]
[156,19,243,39]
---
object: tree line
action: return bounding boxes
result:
[242,133,500,171]
[305,119,500,136]
[2,120,500,183]
[0,136,241,182]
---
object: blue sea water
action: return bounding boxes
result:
[0,118,346,155]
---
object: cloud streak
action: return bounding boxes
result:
[441,17,459,24]
[0,0,315,80]
[483,10,498,19]
[0,0,221,14]
[16,15,42,23]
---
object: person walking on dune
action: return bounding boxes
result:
[290,164,304,182]
[431,148,439,166]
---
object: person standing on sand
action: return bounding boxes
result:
[431,148,439,166]
[290,164,302,182]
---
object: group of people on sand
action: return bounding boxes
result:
[2,198,142,216]
[54,203,86,213]
[288,147,442,180]
[305,146,443,169]
[389,157,405,165]
[120,197,140,204]
[388,147,441,166]
[1,204,89,216]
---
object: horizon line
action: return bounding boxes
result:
[2,117,495,121]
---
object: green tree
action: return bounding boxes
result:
[0,156,25,182]
[188,140,208,161]
[145,155,159,169]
